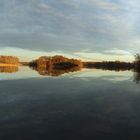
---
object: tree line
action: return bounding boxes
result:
[0,56,19,64]
[29,55,83,69]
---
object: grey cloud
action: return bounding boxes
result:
[0,0,140,54]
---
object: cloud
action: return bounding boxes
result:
[103,49,132,55]
[87,0,121,11]
[0,46,134,62]
[0,0,140,56]
[74,52,134,62]
[0,46,84,61]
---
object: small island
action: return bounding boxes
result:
[29,55,83,68]
[29,55,83,76]
[0,56,19,73]
[0,56,19,66]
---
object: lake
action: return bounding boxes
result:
[0,66,140,140]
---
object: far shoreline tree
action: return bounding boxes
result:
[0,56,19,64]
[134,53,140,70]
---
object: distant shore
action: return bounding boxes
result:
[0,54,140,72]
[0,63,19,67]
[0,56,19,67]
[0,55,140,80]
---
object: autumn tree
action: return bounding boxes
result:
[0,56,19,64]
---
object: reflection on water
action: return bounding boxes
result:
[31,65,82,76]
[0,72,140,140]
[1,65,140,84]
[0,66,42,80]
[0,66,18,73]
[133,69,140,84]
[1,66,140,140]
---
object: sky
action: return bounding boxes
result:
[0,0,139,61]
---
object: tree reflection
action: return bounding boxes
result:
[1,54,140,84]
[31,65,82,76]
[133,66,140,84]
[0,66,18,73]
[133,71,140,84]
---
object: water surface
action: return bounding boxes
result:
[0,66,140,140]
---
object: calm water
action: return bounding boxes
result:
[0,66,140,140]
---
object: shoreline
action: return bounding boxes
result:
[0,63,19,67]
